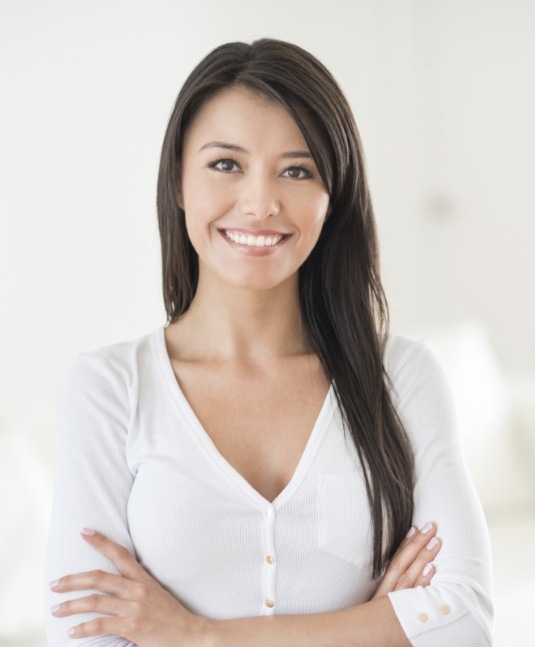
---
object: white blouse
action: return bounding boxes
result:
[44,328,493,646]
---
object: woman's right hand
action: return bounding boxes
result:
[371,522,441,599]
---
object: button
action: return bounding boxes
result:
[440,604,451,615]
[265,507,274,517]
[417,612,429,623]
[266,555,275,564]
[265,599,275,608]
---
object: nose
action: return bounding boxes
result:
[238,173,280,220]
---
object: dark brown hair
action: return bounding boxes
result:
[157,39,414,577]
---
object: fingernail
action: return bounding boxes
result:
[49,579,60,589]
[420,522,433,534]
[426,537,439,550]
[68,627,76,637]
[422,563,433,577]
[81,527,96,535]
[50,604,61,614]
[406,526,416,540]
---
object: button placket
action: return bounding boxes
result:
[261,506,277,615]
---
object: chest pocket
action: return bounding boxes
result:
[317,472,373,572]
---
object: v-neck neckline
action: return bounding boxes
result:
[153,326,336,510]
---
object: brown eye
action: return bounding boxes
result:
[210,158,241,172]
[282,166,312,180]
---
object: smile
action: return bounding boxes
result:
[222,229,287,247]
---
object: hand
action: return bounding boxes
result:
[49,529,208,646]
[371,521,441,599]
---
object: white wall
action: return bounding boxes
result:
[1,0,534,640]
[2,0,533,425]
[0,0,411,430]
[410,0,535,372]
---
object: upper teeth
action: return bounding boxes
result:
[224,231,283,247]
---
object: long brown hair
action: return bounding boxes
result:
[157,39,414,577]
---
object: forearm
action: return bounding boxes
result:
[203,597,411,647]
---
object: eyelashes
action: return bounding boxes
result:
[207,157,314,180]
[281,166,313,180]
[208,158,241,173]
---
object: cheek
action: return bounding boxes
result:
[296,193,330,232]
[182,177,234,226]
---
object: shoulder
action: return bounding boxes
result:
[70,328,160,376]
[384,333,459,448]
[59,328,163,408]
[384,333,446,392]
[384,334,426,377]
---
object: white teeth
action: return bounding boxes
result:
[225,231,283,247]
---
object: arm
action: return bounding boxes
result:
[50,523,442,646]
[210,342,493,645]
[385,340,493,646]
[48,348,430,647]
[45,353,137,647]
[49,341,492,646]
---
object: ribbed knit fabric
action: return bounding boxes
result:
[44,328,493,646]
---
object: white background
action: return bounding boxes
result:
[1,0,534,419]
[1,0,534,643]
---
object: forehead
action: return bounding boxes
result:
[183,86,307,150]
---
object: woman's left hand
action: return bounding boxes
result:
[371,522,441,600]
[50,529,208,646]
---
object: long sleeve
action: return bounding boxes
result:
[44,331,494,646]
[44,353,137,647]
[386,340,494,646]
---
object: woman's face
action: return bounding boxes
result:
[179,86,330,292]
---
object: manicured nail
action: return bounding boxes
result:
[422,563,433,577]
[420,522,433,534]
[50,604,61,614]
[68,627,76,637]
[406,526,416,540]
[81,527,96,535]
[426,537,439,550]
[49,579,60,589]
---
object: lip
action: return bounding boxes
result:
[220,227,290,237]
[218,228,290,255]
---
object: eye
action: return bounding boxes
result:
[281,165,313,180]
[209,158,242,173]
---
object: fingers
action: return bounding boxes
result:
[51,591,130,618]
[67,616,133,640]
[50,569,142,598]
[393,530,441,591]
[79,528,147,581]
[372,521,441,599]
[48,530,169,640]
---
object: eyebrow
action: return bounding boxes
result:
[199,140,313,159]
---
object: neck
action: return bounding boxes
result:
[166,270,310,363]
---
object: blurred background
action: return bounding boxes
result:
[1,0,534,644]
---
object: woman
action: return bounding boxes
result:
[45,39,493,646]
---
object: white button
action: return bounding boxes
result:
[417,612,429,623]
[265,598,275,608]
[440,604,451,615]
[265,507,274,517]
[266,555,275,564]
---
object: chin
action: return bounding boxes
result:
[218,268,297,293]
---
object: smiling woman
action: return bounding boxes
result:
[44,39,493,647]
[179,87,330,290]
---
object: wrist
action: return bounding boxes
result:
[193,616,221,647]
